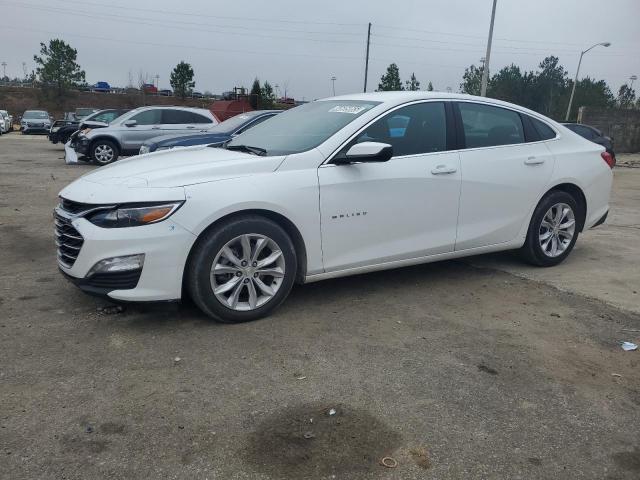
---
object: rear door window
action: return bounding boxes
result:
[163,110,212,124]
[458,102,525,148]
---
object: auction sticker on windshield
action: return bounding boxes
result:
[328,105,373,114]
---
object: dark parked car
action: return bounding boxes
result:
[158,89,173,96]
[49,109,129,144]
[138,110,280,154]
[562,123,616,163]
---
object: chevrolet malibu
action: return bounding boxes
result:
[56,92,613,323]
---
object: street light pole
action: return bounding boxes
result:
[331,76,336,96]
[630,75,638,90]
[564,42,611,121]
[480,0,497,97]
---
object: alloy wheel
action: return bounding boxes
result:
[94,144,114,163]
[210,234,286,311]
[539,202,576,258]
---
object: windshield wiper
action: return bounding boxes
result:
[225,144,267,156]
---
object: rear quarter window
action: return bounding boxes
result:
[530,117,557,140]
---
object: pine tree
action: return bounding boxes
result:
[33,39,86,97]
[378,63,404,91]
[405,73,420,91]
[170,61,195,99]
[250,78,261,109]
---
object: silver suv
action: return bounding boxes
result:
[71,106,218,164]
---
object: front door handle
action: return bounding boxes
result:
[151,126,161,130]
[524,156,545,165]
[431,164,457,175]
[186,126,196,129]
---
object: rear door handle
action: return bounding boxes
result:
[524,156,545,165]
[186,126,196,129]
[431,164,457,175]
[151,126,161,130]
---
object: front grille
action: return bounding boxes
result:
[54,210,84,268]
[59,198,98,215]
[86,270,142,290]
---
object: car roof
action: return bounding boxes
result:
[320,91,556,122]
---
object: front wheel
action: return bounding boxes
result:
[91,140,119,165]
[520,191,580,267]
[186,216,297,323]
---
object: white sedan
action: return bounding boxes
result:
[56,92,613,322]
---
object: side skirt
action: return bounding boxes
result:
[303,240,523,284]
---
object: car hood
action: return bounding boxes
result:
[82,121,110,132]
[78,146,286,188]
[149,132,231,148]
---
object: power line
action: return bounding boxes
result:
[370,41,630,57]
[374,23,637,49]
[0,24,364,62]
[48,0,363,27]
[4,2,364,45]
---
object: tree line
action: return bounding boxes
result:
[16,38,639,121]
[378,57,638,121]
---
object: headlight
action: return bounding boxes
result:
[139,145,150,154]
[86,202,183,228]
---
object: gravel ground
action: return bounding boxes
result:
[1,135,639,480]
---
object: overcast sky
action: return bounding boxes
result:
[1,0,638,100]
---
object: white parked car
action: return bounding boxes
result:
[56,92,613,323]
[0,110,12,133]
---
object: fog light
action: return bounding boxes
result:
[87,254,145,277]
[139,145,150,154]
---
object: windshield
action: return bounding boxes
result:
[75,108,95,118]
[212,112,272,134]
[226,100,380,155]
[23,111,49,119]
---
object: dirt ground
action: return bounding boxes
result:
[1,135,639,480]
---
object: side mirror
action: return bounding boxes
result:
[334,142,393,165]
[124,119,137,127]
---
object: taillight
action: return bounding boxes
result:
[601,151,615,169]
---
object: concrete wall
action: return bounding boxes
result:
[578,107,640,153]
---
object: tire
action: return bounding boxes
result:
[186,215,297,323]
[520,190,580,267]
[91,139,119,165]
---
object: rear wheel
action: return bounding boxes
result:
[91,140,119,165]
[520,191,580,267]
[187,216,297,323]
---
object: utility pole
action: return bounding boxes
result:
[363,22,371,92]
[630,75,638,90]
[330,76,337,96]
[1,62,6,79]
[480,0,497,97]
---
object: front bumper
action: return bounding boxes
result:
[49,130,62,142]
[60,268,142,297]
[57,216,197,301]
[72,136,90,155]
[23,125,51,133]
